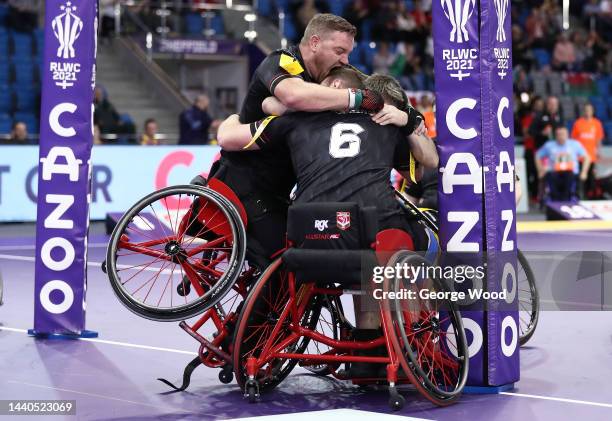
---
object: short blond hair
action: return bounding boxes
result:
[364,74,406,108]
[300,14,357,45]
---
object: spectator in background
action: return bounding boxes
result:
[140,118,160,145]
[512,25,534,71]
[530,96,563,150]
[7,121,29,144]
[572,103,605,198]
[536,126,590,202]
[552,32,576,71]
[94,86,120,134]
[372,42,396,75]
[525,7,548,49]
[419,95,436,139]
[93,124,103,145]
[343,0,369,41]
[179,94,216,145]
[99,0,116,41]
[294,1,329,36]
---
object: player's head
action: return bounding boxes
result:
[320,66,365,90]
[300,14,356,82]
[364,74,407,109]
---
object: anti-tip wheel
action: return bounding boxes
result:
[218,367,233,384]
[389,391,405,411]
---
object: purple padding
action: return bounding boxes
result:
[32,0,98,335]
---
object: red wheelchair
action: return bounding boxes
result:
[105,180,469,408]
[231,202,469,409]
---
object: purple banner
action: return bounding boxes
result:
[433,0,486,385]
[33,0,98,334]
[481,0,520,385]
[434,0,519,386]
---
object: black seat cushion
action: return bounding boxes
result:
[287,202,378,250]
[282,248,377,285]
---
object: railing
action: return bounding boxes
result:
[113,0,286,52]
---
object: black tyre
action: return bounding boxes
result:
[106,185,246,322]
[384,250,469,406]
[518,250,539,346]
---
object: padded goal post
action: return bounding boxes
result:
[31,0,98,337]
[433,0,520,389]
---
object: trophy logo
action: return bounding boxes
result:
[441,0,476,44]
[494,0,508,42]
[52,1,83,59]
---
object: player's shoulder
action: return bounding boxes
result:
[261,46,305,76]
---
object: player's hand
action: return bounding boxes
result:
[413,120,427,136]
[349,89,384,113]
[372,104,408,126]
[579,172,588,181]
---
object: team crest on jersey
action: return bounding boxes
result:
[336,211,351,231]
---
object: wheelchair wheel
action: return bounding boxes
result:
[301,294,348,376]
[384,251,469,406]
[106,185,246,322]
[232,258,316,392]
[518,250,539,346]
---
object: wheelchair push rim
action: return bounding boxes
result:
[106,185,246,322]
[383,251,469,405]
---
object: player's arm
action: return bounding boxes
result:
[217,114,254,151]
[262,96,290,116]
[408,133,438,168]
[217,114,291,151]
[274,77,382,112]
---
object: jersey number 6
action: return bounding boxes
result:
[329,123,364,158]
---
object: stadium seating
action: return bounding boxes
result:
[590,97,608,121]
[0,112,11,133]
[533,49,550,68]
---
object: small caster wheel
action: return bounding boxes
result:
[101,260,107,274]
[218,368,233,384]
[177,276,191,296]
[245,380,260,403]
[389,391,405,411]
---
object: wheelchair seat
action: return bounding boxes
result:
[283,202,378,284]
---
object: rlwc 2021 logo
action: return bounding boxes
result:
[50,1,83,89]
[493,0,508,42]
[52,1,83,59]
[441,0,476,44]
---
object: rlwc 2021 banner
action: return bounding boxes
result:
[0,146,220,222]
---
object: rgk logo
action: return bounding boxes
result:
[314,219,329,232]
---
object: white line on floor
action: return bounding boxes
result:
[0,326,198,356]
[6,380,186,412]
[501,391,612,408]
[0,253,174,274]
[0,243,107,251]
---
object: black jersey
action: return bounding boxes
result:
[216,46,313,202]
[250,111,412,226]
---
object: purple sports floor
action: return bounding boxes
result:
[1,223,612,421]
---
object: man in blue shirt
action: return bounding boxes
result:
[536,126,590,201]
[179,94,214,145]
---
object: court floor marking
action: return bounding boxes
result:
[0,326,198,356]
[6,380,193,413]
[2,327,612,410]
[0,243,108,251]
[0,253,173,274]
[500,391,612,409]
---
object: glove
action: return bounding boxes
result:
[401,105,425,136]
[348,88,384,113]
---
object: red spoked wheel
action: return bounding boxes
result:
[232,259,318,395]
[383,250,469,406]
[106,185,246,321]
